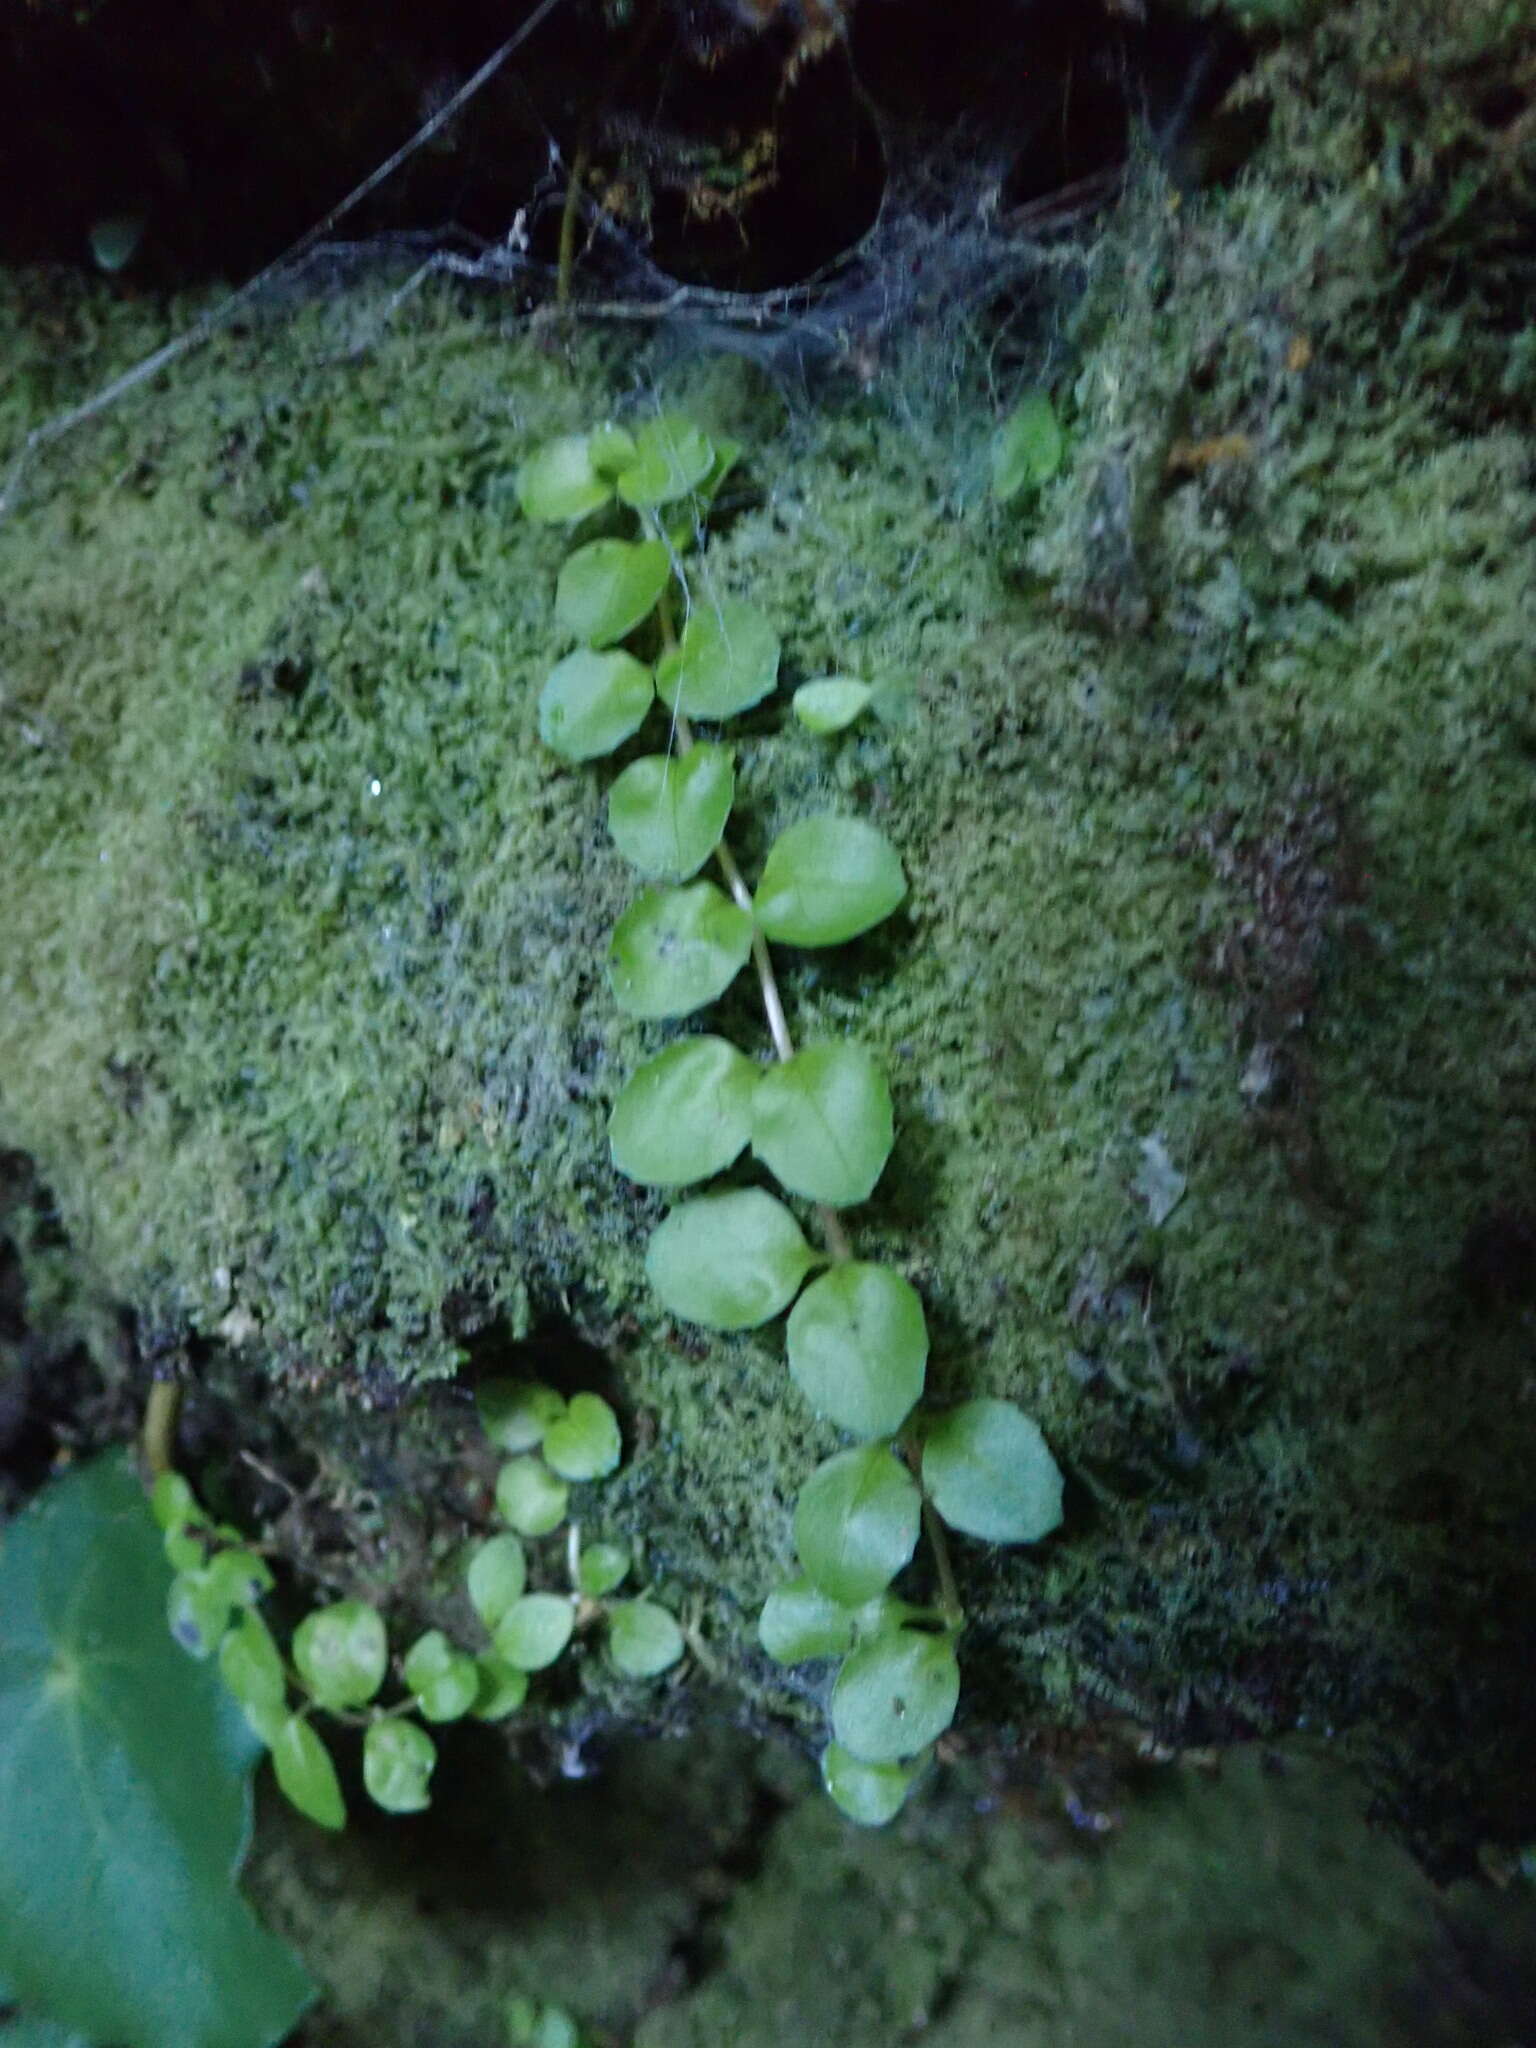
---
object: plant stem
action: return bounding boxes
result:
[555,145,589,308]
[141,1377,183,1482]
[922,1499,965,1632]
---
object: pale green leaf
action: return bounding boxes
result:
[0,1455,314,2048]
[757,1576,857,1665]
[538,649,654,761]
[204,1546,274,1612]
[166,1566,234,1660]
[753,815,906,947]
[402,1630,480,1723]
[655,598,779,720]
[820,1741,924,1826]
[615,415,714,507]
[785,1261,927,1438]
[608,1036,760,1186]
[517,435,613,523]
[555,538,671,647]
[362,1718,437,1815]
[645,1188,817,1330]
[477,1380,566,1455]
[577,1542,631,1598]
[493,1594,576,1672]
[793,1445,920,1606]
[607,743,734,880]
[588,423,638,477]
[150,1471,200,1532]
[920,1398,1064,1544]
[466,1533,528,1630]
[291,1600,387,1712]
[541,1392,622,1482]
[608,883,753,1020]
[472,1656,530,1720]
[990,392,1064,503]
[750,1041,894,1206]
[606,1599,685,1677]
[830,1630,960,1763]
[271,1714,347,1830]
[791,678,873,734]
[217,1611,287,1719]
[495,1457,569,1537]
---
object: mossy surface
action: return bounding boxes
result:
[3,0,1534,1868]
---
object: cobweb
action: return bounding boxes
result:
[0,0,1116,519]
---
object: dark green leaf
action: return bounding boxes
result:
[793,1445,920,1607]
[615,415,714,507]
[471,1656,530,1720]
[990,392,1064,502]
[753,815,906,947]
[577,1542,630,1598]
[645,1189,817,1330]
[0,1455,314,2048]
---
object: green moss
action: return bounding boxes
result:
[3,0,1534,1864]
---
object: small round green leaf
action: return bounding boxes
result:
[495,1456,570,1537]
[793,1445,920,1607]
[830,1630,960,1764]
[164,1522,210,1571]
[786,1262,927,1439]
[607,1599,685,1677]
[466,1533,529,1630]
[541,1392,622,1482]
[402,1629,480,1723]
[270,1714,346,1830]
[757,1576,857,1665]
[292,1600,387,1711]
[472,1655,531,1719]
[655,598,779,720]
[821,1741,924,1826]
[589,422,638,477]
[750,1041,894,1207]
[920,1398,1064,1544]
[608,883,753,1020]
[217,1610,286,1717]
[555,538,671,647]
[166,1568,233,1660]
[493,1593,577,1672]
[990,391,1064,503]
[616,415,714,507]
[607,743,735,880]
[538,649,654,761]
[477,1380,567,1454]
[205,1545,274,1611]
[792,678,873,734]
[517,434,613,523]
[753,815,906,947]
[645,1189,817,1330]
[150,1471,201,1532]
[577,1541,631,1598]
[363,1717,437,1815]
[608,1036,760,1186]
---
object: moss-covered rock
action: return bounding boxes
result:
[3,0,1533,1870]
